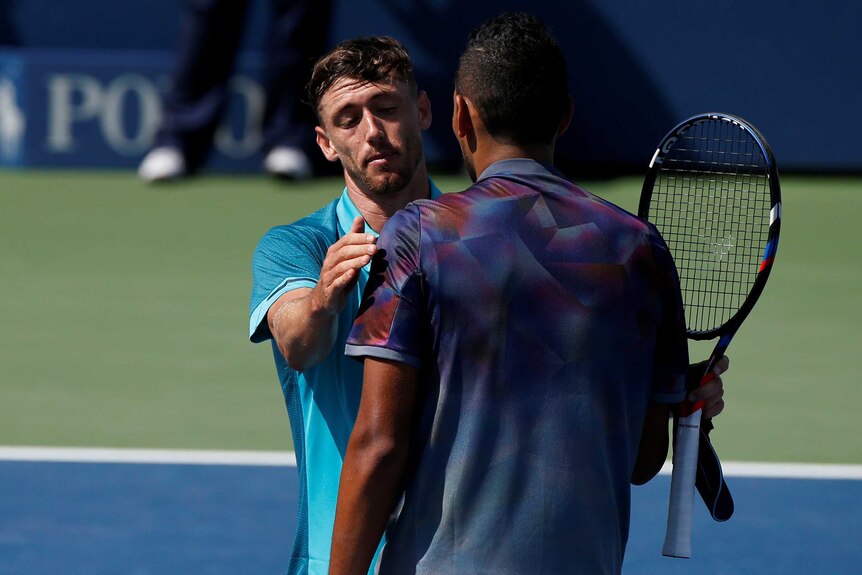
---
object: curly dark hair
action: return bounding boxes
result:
[307,36,417,118]
[455,13,569,146]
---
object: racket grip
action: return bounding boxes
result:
[662,408,703,558]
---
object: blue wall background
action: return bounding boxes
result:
[1,0,859,173]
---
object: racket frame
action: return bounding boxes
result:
[638,112,781,558]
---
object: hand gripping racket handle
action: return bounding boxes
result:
[662,337,730,558]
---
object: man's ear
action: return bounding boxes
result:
[452,92,474,138]
[417,90,432,131]
[315,126,339,163]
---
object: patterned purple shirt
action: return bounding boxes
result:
[345,159,688,575]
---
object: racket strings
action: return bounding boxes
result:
[649,119,771,333]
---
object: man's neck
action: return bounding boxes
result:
[471,142,555,180]
[345,166,430,232]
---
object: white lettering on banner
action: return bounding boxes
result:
[100,74,161,155]
[46,73,102,152]
[0,76,25,160]
[45,72,266,159]
[47,73,161,155]
[214,75,265,159]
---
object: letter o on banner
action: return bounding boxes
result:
[101,73,161,156]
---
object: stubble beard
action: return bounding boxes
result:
[351,139,423,197]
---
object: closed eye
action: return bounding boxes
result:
[336,114,360,129]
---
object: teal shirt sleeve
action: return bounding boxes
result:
[249,216,334,343]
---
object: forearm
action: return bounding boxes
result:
[632,356,729,484]
[330,358,418,575]
[267,218,377,371]
[329,431,408,575]
[270,289,339,371]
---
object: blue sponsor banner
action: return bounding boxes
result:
[0,48,267,171]
[2,1,861,172]
[0,50,27,167]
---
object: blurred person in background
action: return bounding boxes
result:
[139,0,330,182]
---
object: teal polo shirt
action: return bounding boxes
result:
[249,182,442,575]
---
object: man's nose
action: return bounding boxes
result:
[362,112,385,143]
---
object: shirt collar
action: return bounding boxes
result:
[476,158,564,182]
[336,179,443,237]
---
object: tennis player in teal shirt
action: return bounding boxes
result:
[249,36,441,575]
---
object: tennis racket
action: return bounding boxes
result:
[638,113,781,558]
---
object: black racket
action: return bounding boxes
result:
[638,113,781,558]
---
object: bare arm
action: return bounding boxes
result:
[631,355,729,485]
[329,358,419,575]
[266,216,376,371]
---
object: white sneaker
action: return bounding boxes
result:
[138,147,187,182]
[263,147,312,180]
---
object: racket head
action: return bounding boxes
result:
[639,113,781,340]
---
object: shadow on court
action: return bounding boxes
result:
[1,460,860,574]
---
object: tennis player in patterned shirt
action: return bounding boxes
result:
[330,13,728,575]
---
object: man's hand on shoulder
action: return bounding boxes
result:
[266,216,377,371]
[314,216,377,315]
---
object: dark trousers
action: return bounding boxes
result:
[154,0,330,170]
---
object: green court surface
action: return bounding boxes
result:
[1,170,859,462]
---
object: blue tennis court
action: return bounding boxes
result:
[1,452,860,574]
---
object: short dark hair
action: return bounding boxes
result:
[455,13,569,146]
[307,36,417,118]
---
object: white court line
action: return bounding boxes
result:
[1,447,861,479]
[0,446,295,467]
[658,460,862,480]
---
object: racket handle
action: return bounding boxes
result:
[663,337,731,558]
[662,408,702,558]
